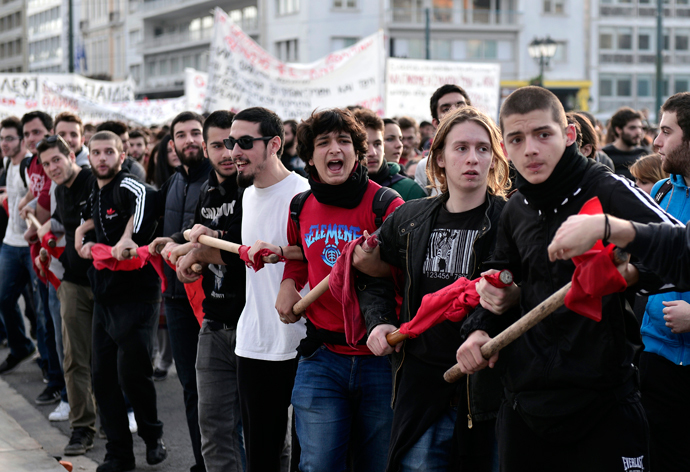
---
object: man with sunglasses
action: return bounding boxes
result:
[36,134,98,455]
[179,107,309,472]
[148,110,210,472]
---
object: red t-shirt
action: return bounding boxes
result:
[26,155,51,210]
[283,180,403,356]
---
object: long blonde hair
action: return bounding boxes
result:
[427,106,510,198]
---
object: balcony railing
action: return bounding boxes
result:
[599,52,675,65]
[389,8,521,27]
[142,27,213,50]
[599,5,690,18]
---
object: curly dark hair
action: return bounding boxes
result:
[296,108,368,177]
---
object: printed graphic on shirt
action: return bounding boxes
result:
[423,228,479,280]
[304,223,362,268]
[106,208,117,219]
[621,455,644,472]
[208,263,226,299]
[29,173,45,196]
[201,201,236,222]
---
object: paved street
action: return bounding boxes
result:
[0,342,197,472]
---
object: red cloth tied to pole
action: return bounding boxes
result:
[399,271,508,339]
[30,243,61,290]
[238,246,287,272]
[91,244,168,293]
[563,197,627,322]
[330,234,381,347]
[164,260,204,327]
[2,198,8,216]
[42,232,64,259]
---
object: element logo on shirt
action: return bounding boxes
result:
[303,223,362,267]
[423,228,479,280]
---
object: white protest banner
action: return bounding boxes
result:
[204,8,385,119]
[385,59,501,122]
[185,68,207,113]
[0,73,135,121]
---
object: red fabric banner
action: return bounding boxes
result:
[238,246,287,272]
[563,197,627,321]
[164,260,204,327]
[90,244,168,293]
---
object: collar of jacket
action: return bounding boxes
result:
[206,169,239,197]
[176,158,212,183]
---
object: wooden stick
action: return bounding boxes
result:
[292,275,330,316]
[443,282,571,383]
[122,248,136,259]
[39,247,48,263]
[184,229,294,264]
[191,263,203,273]
[386,329,408,346]
[26,212,41,230]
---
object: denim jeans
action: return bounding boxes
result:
[48,284,63,366]
[36,280,66,400]
[400,407,457,471]
[291,346,394,472]
[0,244,35,358]
[164,298,204,471]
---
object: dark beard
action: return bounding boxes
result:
[621,132,640,148]
[176,145,205,167]
[91,164,118,181]
[662,143,690,176]
[236,171,254,188]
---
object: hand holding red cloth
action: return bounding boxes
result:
[399,271,509,339]
[91,243,168,293]
[330,234,380,347]
[563,197,627,322]
[42,232,64,259]
[30,243,61,290]
[164,260,204,327]
[238,246,287,272]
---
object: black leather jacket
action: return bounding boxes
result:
[357,191,506,420]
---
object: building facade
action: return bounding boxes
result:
[0,0,27,72]
[591,0,690,118]
[80,0,126,79]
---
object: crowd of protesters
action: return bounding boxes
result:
[0,81,687,472]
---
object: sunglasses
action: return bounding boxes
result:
[37,134,69,149]
[223,135,274,150]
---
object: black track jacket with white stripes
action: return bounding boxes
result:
[83,171,161,304]
[461,158,680,429]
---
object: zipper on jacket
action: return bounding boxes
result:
[466,375,473,429]
[391,233,412,408]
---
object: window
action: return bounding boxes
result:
[330,37,358,51]
[676,29,690,51]
[170,57,180,73]
[553,41,567,62]
[129,29,141,45]
[617,27,632,50]
[638,29,653,50]
[146,60,155,77]
[467,39,497,59]
[638,76,652,97]
[277,0,299,15]
[600,32,613,50]
[159,58,168,75]
[675,76,690,93]
[275,39,299,61]
[543,0,565,14]
[333,0,356,8]
[182,55,192,68]
[130,64,140,83]
[617,77,632,96]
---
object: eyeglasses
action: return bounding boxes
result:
[0,136,19,143]
[37,135,69,149]
[223,136,274,150]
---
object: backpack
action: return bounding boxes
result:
[289,186,401,258]
[654,179,673,205]
[3,155,30,189]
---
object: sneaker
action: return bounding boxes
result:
[64,427,94,456]
[127,411,137,434]
[96,454,135,472]
[145,438,167,465]
[152,368,168,381]
[35,385,61,405]
[0,347,37,374]
[49,401,70,421]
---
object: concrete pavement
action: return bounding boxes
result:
[0,375,98,472]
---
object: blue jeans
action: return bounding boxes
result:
[0,244,36,358]
[36,280,66,399]
[291,346,393,472]
[48,284,63,366]
[400,407,457,471]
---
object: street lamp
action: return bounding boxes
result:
[528,37,558,87]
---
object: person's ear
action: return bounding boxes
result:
[202,141,209,159]
[565,124,577,146]
[582,144,593,158]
